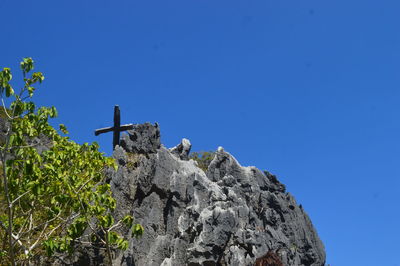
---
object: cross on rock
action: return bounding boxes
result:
[94,105,134,150]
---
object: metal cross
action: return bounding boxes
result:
[94,105,134,150]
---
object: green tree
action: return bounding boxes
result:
[0,58,143,265]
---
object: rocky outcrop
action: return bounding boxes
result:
[109,123,325,266]
[170,138,191,161]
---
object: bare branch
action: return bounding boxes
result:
[11,191,30,205]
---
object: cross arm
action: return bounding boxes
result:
[94,127,114,136]
[94,124,134,136]
[119,124,134,131]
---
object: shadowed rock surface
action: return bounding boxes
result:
[254,250,284,266]
[109,123,325,266]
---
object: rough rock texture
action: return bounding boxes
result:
[0,116,9,145]
[120,123,161,154]
[109,124,325,266]
[255,251,284,266]
[170,138,192,160]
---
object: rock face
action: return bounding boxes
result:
[120,123,161,154]
[109,124,325,266]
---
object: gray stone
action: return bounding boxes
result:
[0,116,9,145]
[108,124,326,266]
[170,138,191,160]
[120,122,161,154]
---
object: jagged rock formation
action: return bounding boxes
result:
[170,138,192,161]
[108,123,325,266]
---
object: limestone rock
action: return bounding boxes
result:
[120,122,160,154]
[0,116,9,145]
[170,138,192,160]
[109,124,326,266]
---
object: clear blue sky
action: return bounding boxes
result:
[2,1,400,265]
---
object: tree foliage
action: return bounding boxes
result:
[189,151,215,172]
[0,58,143,265]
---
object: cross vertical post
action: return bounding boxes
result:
[113,105,121,150]
[94,105,134,150]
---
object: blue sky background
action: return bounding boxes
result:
[2,1,400,265]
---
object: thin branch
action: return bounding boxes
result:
[6,140,52,151]
[0,220,29,256]
[1,98,12,119]
[74,188,107,246]
[103,227,114,266]
[11,190,30,205]
[107,220,122,232]
[28,223,48,251]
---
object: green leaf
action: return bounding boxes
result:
[122,215,134,228]
[32,72,44,83]
[28,86,35,97]
[59,124,68,134]
[50,106,58,118]
[117,239,129,250]
[8,135,15,146]
[131,224,144,237]
[107,231,119,244]
[2,67,12,82]
[43,239,56,256]
[20,57,34,74]
[5,84,14,97]
[97,183,110,194]
[67,218,87,239]
[99,214,114,228]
